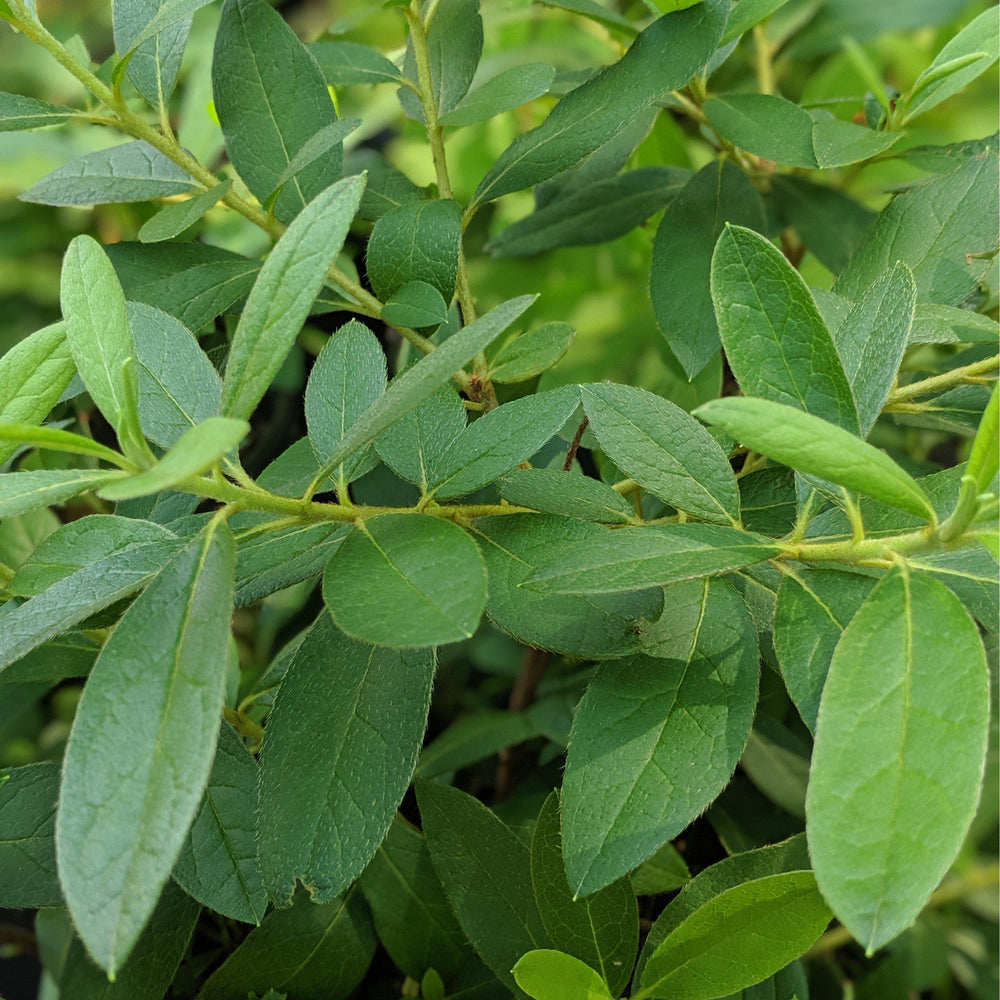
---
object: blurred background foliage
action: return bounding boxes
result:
[0,0,997,997]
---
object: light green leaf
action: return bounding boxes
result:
[489,322,575,383]
[693,397,936,521]
[710,225,859,431]
[651,160,766,378]
[636,871,831,999]
[472,0,728,204]
[772,568,875,733]
[0,91,76,130]
[513,951,615,1000]
[366,199,463,302]
[581,382,740,524]
[57,523,236,975]
[172,721,267,924]
[563,579,759,896]
[113,0,192,108]
[310,40,407,86]
[834,147,999,308]
[0,469,124,520]
[258,613,435,903]
[535,0,638,35]
[221,174,366,421]
[199,888,375,1000]
[21,140,197,205]
[429,386,580,499]
[967,383,999,493]
[138,180,231,243]
[358,818,470,981]
[0,422,129,468]
[212,0,342,222]
[0,762,61,907]
[900,7,999,122]
[122,0,215,54]
[304,319,387,487]
[381,280,450,329]
[322,514,486,646]
[531,792,638,995]
[98,416,248,500]
[908,303,999,346]
[60,235,146,456]
[416,779,551,996]
[439,63,555,127]
[833,261,916,436]
[499,468,635,524]
[807,568,991,952]
[524,523,780,596]
[0,322,76,466]
[374,385,466,492]
[309,295,536,491]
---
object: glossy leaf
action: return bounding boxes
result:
[57,523,235,975]
[563,579,758,895]
[807,568,990,951]
[693,397,936,521]
[221,174,365,421]
[258,613,435,903]
[323,514,486,647]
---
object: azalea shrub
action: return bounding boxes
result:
[0,0,997,997]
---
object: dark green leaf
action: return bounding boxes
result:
[382,280,450,328]
[705,94,817,168]
[0,762,61,906]
[439,63,555,127]
[417,710,539,778]
[310,40,407,86]
[113,0,192,107]
[489,322,575,383]
[630,841,690,896]
[499,468,635,524]
[258,613,435,902]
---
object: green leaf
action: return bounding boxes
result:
[265,118,361,210]
[513,951,615,1000]
[472,0,728,204]
[900,7,999,122]
[258,613,435,903]
[0,91,76,130]
[806,567,991,952]
[835,148,999,308]
[323,514,486,646]
[0,762,61,907]
[113,0,192,108]
[968,384,999,493]
[704,94,817,168]
[439,63,555,127]
[129,301,223,449]
[693,397,936,522]
[490,166,688,258]
[499,468,635,524]
[199,888,375,1000]
[772,568,875,733]
[908,302,999,346]
[0,469,124,520]
[416,779,551,996]
[808,112,902,168]
[212,0,342,222]
[710,225,859,431]
[0,632,98,685]
[374,385,466,492]
[398,0,483,122]
[581,382,740,524]
[563,579,759,896]
[57,523,235,975]
[489,322,576,383]
[310,40,407,86]
[358,818,470,981]
[50,881,201,1000]
[417,710,539,778]
[310,295,536,489]
[137,180,231,243]
[172,721,267,924]
[535,0,638,35]
[0,422,129,468]
[20,140,197,205]
[346,148,428,222]
[720,0,790,44]
[531,792,638,994]
[221,174,366,421]
[833,261,916,436]
[630,841,690,896]
[651,160,766,377]
[0,322,76,466]
[429,386,580,499]
[121,0,215,54]
[636,871,831,999]
[60,235,146,455]
[524,523,780,596]
[381,280,450,329]
[98,416,248,500]
[635,834,811,984]
[304,319,387,487]
[366,200,463,302]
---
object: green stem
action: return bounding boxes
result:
[887,355,999,404]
